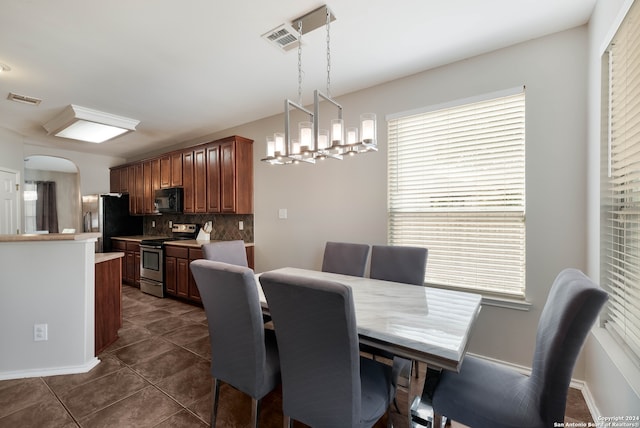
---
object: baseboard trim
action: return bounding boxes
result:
[0,357,100,381]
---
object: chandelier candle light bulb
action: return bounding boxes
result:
[361,113,376,144]
[299,121,314,153]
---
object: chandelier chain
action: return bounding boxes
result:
[297,20,303,106]
[326,8,331,97]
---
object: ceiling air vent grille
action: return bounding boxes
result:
[8,92,42,106]
[261,23,301,52]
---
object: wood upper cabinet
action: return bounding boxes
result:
[128,165,137,213]
[183,151,194,213]
[220,136,253,214]
[143,161,153,214]
[206,144,221,213]
[111,135,252,215]
[109,168,120,193]
[204,136,253,214]
[109,166,130,193]
[171,152,183,187]
[194,147,207,213]
[160,155,171,189]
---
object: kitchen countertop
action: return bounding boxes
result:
[112,236,253,248]
[0,232,101,243]
[95,252,125,263]
[164,239,254,248]
[111,235,168,242]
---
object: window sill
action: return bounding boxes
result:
[426,282,532,311]
[480,294,532,311]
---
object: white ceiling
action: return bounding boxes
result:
[0,0,596,160]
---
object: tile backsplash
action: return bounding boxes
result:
[143,213,253,242]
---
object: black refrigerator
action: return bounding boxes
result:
[82,193,143,252]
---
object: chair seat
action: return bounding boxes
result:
[359,357,396,427]
[433,356,543,428]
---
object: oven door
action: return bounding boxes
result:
[140,245,163,283]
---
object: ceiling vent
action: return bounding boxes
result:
[262,6,336,52]
[262,23,301,52]
[8,92,42,106]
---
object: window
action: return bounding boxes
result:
[387,87,526,297]
[601,0,640,362]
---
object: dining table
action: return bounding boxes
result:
[256,267,483,428]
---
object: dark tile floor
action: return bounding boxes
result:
[0,284,594,427]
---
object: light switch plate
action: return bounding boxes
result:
[278,208,288,219]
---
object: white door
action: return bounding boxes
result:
[0,169,19,234]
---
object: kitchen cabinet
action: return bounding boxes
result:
[111,135,253,215]
[95,254,123,355]
[143,158,161,214]
[109,166,129,193]
[160,153,182,189]
[164,246,200,301]
[171,152,183,187]
[164,242,253,304]
[188,248,203,302]
[165,246,189,299]
[113,239,140,286]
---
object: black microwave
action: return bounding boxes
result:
[155,187,183,213]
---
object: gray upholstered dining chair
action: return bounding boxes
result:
[190,260,280,428]
[432,268,608,428]
[369,244,428,285]
[260,271,396,428]
[202,240,248,267]
[321,241,370,277]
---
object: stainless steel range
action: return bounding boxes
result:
[139,223,197,297]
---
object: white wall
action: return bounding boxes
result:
[0,238,99,379]
[192,26,590,373]
[585,0,640,418]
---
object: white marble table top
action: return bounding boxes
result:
[257,267,482,372]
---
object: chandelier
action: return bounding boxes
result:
[261,5,377,165]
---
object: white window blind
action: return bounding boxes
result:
[601,0,640,362]
[388,90,526,297]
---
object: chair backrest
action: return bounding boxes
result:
[189,259,268,398]
[369,245,428,285]
[202,240,248,267]
[321,241,370,277]
[260,271,362,427]
[530,268,608,426]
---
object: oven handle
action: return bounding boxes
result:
[140,244,163,249]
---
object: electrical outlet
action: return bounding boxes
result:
[278,208,288,219]
[34,324,48,341]
[239,221,244,230]
[151,220,156,228]
[169,220,173,228]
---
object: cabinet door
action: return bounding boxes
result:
[120,166,129,193]
[109,168,120,193]
[220,140,236,213]
[135,163,144,215]
[176,258,189,298]
[128,165,137,213]
[165,256,177,296]
[160,155,171,189]
[151,158,161,213]
[143,161,153,214]
[113,240,127,282]
[194,147,207,213]
[125,251,136,284]
[171,152,183,187]
[188,249,204,302]
[183,151,194,213]
[206,144,221,213]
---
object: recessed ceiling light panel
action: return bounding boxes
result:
[43,105,139,144]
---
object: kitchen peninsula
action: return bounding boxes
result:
[0,233,119,380]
